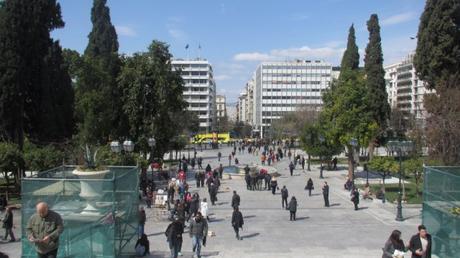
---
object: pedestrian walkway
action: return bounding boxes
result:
[143,146,421,258]
[0,146,422,258]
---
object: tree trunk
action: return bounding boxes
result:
[368,140,375,160]
[347,151,353,180]
[307,154,311,171]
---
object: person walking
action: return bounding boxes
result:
[165,218,184,258]
[322,182,330,207]
[188,193,200,222]
[288,196,298,221]
[26,202,64,258]
[231,191,240,209]
[305,178,314,197]
[281,186,289,209]
[138,207,146,237]
[270,178,278,195]
[351,187,360,211]
[189,212,208,258]
[228,154,232,166]
[209,183,218,206]
[218,164,224,179]
[231,207,244,240]
[382,230,406,258]
[301,156,306,170]
[408,225,432,258]
[217,152,222,162]
[197,157,203,169]
[1,207,15,242]
[289,161,295,176]
[200,198,209,221]
[135,233,150,257]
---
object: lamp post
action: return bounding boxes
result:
[349,138,358,188]
[110,140,135,165]
[387,140,413,222]
[319,135,325,179]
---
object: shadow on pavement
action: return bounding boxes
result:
[241,232,260,239]
[358,207,369,210]
[330,203,341,207]
[210,218,225,223]
[243,215,256,219]
[295,216,309,221]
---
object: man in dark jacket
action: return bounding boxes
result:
[189,212,208,258]
[281,186,289,209]
[2,207,15,242]
[270,178,278,195]
[289,161,295,176]
[409,225,432,258]
[288,196,297,221]
[231,191,240,209]
[209,183,218,206]
[165,218,184,258]
[322,182,330,207]
[231,207,244,240]
[351,187,359,211]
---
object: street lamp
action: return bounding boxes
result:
[349,138,358,188]
[110,140,135,165]
[319,135,325,179]
[387,140,413,221]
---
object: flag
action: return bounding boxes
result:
[185,44,189,50]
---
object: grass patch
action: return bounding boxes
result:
[358,181,423,204]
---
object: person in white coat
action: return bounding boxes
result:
[200,198,209,221]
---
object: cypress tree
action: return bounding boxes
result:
[76,0,123,144]
[340,24,360,72]
[364,14,390,130]
[414,0,460,89]
[364,14,390,159]
[0,0,66,147]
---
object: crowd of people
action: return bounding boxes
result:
[0,140,433,258]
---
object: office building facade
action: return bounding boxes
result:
[171,59,217,133]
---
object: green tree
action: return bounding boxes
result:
[0,142,24,189]
[403,158,424,196]
[23,142,64,172]
[364,14,390,159]
[300,122,343,170]
[414,0,460,89]
[340,24,360,73]
[75,0,123,150]
[321,70,378,179]
[118,41,186,160]
[368,156,399,199]
[414,0,460,165]
[0,0,66,148]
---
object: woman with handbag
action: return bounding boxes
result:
[382,230,406,258]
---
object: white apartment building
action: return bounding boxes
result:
[216,95,226,118]
[251,60,332,138]
[384,53,433,125]
[171,59,216,133]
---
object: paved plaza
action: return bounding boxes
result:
[1,146,422,258]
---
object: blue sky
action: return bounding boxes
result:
[53,0,426,103]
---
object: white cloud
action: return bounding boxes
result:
[168,29,187,39]
[233,52,274,61]
[381,12,416,26]
[214,74,231,81]
[115,25,137,37]
[233,45,345,64]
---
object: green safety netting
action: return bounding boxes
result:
[423,166,460,258]
[21,166,139,258]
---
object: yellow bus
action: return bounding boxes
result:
[192,132,231,144]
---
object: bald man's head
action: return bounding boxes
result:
[36,202,49,218]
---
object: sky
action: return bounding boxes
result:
[53,0,427,103]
